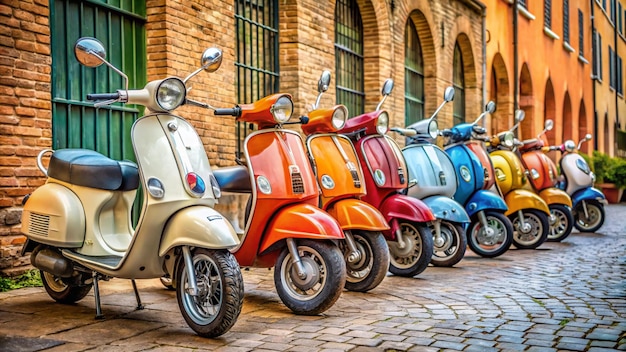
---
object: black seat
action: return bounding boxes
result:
[47,149,139,191]
[213,166,252,193]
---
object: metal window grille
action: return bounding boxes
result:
[234,0,279,159]
[579,10,584,56]
[404,20,424,126]
[563,0,569,43]
[452,43,465,125]
[545,0,552,28]
[335,0,364,118]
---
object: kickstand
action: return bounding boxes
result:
[92,271,104,320]
[131,280,144,310]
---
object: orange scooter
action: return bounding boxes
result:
[301,71,390,292]
[212,94,346,315]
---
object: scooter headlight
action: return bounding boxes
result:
[564,140,576,152]
[156,78,186,111]
[376,111,389,134]
[271,95,294,124]
[428,119,439,139]
[502,131,515,148]
[332,106,348,130]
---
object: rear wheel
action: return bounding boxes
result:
[341,231,389,292]
[573,200,605,233]
[509,209,549,249]
[547,204,574,242]
[387,221,434,277]
[274,239,346,315]
[176,248,243,338]
[430,221,466,267]
[467,211,513,258]
[41,270,92,304]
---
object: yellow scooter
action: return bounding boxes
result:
[488,110,551,249]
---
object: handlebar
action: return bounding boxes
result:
[390,127,417,137]
[87,93,120,101]
[440,129,453,137]
[214,107,242,117]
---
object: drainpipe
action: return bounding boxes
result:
[513,0,519,133]
[481,3,487,113]
[591,0,598,151]
[614,4,619,155]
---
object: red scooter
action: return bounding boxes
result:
[338,79,435,277]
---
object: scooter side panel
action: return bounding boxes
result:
[159,206,240,257]
[446,145,483,205]
[466,141,496,190]
[360,136,408,189]
[464,189,508,218]
[491,150,527,194]
[521,151,558,191]
[421,195,470,224]
[403,145,457,199]
[503,189,551,216]
[257,203,344,255]
[538,188,573,207]
[326,198,390,231]
[571,187,607,207]
[561,153,594,195]
[379,194,436,225]
[21,182,86,248]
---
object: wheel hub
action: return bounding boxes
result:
[289,256,319,291]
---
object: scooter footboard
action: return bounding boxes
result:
[159,206,240,256]
[538,188,573,207]
[465,190,508,218]
[422,195,470,224]
[259,203,344,253]
[326,198,389,231]
[503,189,550,216]
[571,187,607,207]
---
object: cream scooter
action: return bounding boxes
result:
[20,38,244,338]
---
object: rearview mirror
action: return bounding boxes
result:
[74,37,106,68]
[200,48,223,73]
[515,109,525,122]
[443,86,455,102]
[545,119,554,131]
[381,79,394,96]
[318,70,331,93]
[486,101,496,114]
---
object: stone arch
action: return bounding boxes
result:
[519,63,534,139]
[543,78,556,147]
[489,53,511,135]
[452,32,478,124]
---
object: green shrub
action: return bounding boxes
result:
[592,151,612,184]
[606,158,626,189]
[0,270,42,292]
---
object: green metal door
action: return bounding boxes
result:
[50,0,146,161]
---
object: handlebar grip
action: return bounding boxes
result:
[440,129,453,137]
[86,93,120,101]
[214,108,240,116]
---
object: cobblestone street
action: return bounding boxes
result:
[0,204,624,352]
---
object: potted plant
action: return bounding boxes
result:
[593,151,626,203]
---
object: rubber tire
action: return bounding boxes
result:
[430,221,467,267]
[41,270,92,304]
[573,200,606,233]
[342,231,390,292]
[387,221,434,277]
[176,248,244,338]
[547,204,574,242]
[509,209,550,249]
[274,239,346,315]
[467,211,513,258]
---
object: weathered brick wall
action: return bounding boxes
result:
[0,0,51,276]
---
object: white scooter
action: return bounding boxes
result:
[19,37,244,338]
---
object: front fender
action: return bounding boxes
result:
[465,189,508,218]
[326,198,390,231]
[571,187,607,207]
[504,189,550,216]
[421,195,470,223]
[380,194,436,223]
[159,206,240,257]
[538,188,573,207]
[259,203,344,253]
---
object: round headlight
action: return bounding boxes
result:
[428,120,439,139]
[271,95,294,123]
[564,140,576,152]
[332,106,348,129]
[502,131,515,148]
[376,111,389,134]
[156,78,186,111]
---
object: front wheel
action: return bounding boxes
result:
[274,239,346,315]
[176,248,244,338]
[340,231,390,292]
[547,204,574,242]
[467,211,513,258]
[509,209,549,249]
[387,221,434,277]
[41,270,92,304]
[430,221,467,267]
[573,200,605,233]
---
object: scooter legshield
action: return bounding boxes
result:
[503,189,551,216]
[571,187,608,208]
[421,195,470,224]
[159,206,240,257]
[538,188,573,207]
[464,189,509,218]
[326,198,390,231]
[258,203,344,254]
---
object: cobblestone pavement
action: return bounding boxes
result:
[1,205,625,352]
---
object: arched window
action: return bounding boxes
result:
[404,20,425,126]
[335,0,364,117]
[453,43,465,125]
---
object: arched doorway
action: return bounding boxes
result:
[543,78,556,147]
[519,63,534,139]
[578,100,589,154]
[490,53,511,135]
[562,92,573,142]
